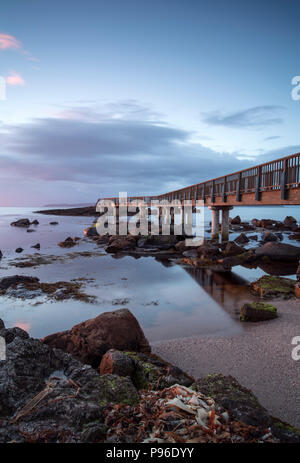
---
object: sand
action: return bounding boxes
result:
[153,297,300,428]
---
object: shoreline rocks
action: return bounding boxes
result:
[42,308,151,368]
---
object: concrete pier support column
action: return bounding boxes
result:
[221,206,233,242]
[209,206,220,240]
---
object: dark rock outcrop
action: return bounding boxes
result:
[193,374,300,442]
[0,320,138,443]
[42,309,151,368]
[255,242,300,262]
[10,218,31,227]
[106,235,137,253]
[262,231,278,242]
[100,349,193,390]
[284,216,297,228]
[224,241,244,256]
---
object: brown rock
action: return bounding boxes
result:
[284,216,297,228]
[231,215,241,225]
[295,283,300,298]
[42,308,151,368]
[224,241,244,256]
[58,237,78,248]
[234,233,249,244]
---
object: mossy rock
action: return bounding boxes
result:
[97,374,139,408]
[240,302,278,322]
[250,275,296,298]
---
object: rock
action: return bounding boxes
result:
[137,235,178,250]
[260,219,277,229]
[193,374,271,427]
[58,237,78,248]
[297,265,300,281]
[31,243,40,250]
[106,235,137,253]
[255,242,300,262]
[100,349,194,390]
[42,309,151,368]
[250,275,296,298]
[10,218,30,227]
[96,234,110,245]
[83,226,99,237]
[197,243,221,260]
[0,275,40,291]
[240,302,278,322]
[262,231,278,242]
[31,220,39,225]
[230,215,241,225]
[295,283,300,298]
[26,229,36,233]
[234,233,249,244]
[0,321,138,442]
[49,221,59,225]
[218,250,256,270]
[284,216,297,228]
[15,248,23,253]
[174,240,188,253]
[0,250,2,259]
[224,241,244,256]
[251,218,261,227]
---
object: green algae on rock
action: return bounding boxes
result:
[250,275,296,298]
[240,302,278,322]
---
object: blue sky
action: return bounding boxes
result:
[0,0,299,205]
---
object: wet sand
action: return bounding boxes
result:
[153,298,300,428]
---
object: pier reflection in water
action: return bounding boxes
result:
[183,265,259,319]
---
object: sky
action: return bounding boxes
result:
[0,0,300,205]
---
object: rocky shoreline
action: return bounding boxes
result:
[1,210,300,442]
[1,309,300,443]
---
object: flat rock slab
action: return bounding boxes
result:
[250,275,296,298]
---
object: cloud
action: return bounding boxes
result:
[0,103,256,205]
[0,33,21,50]
[0,32,38,61]
[5,71,25,86]
[202,106,284,128]
[263,135,282,141]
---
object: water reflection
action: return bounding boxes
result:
[183,265,256,318]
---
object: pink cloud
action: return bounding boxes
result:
[0,33,21,50]
[6,71,25,86]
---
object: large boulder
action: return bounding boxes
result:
[100,349,193,390]
[42,309,151,368]
[255,242,300,263]
[240,302,278,322]
[10,218,31,227]
[0,320,138,443]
